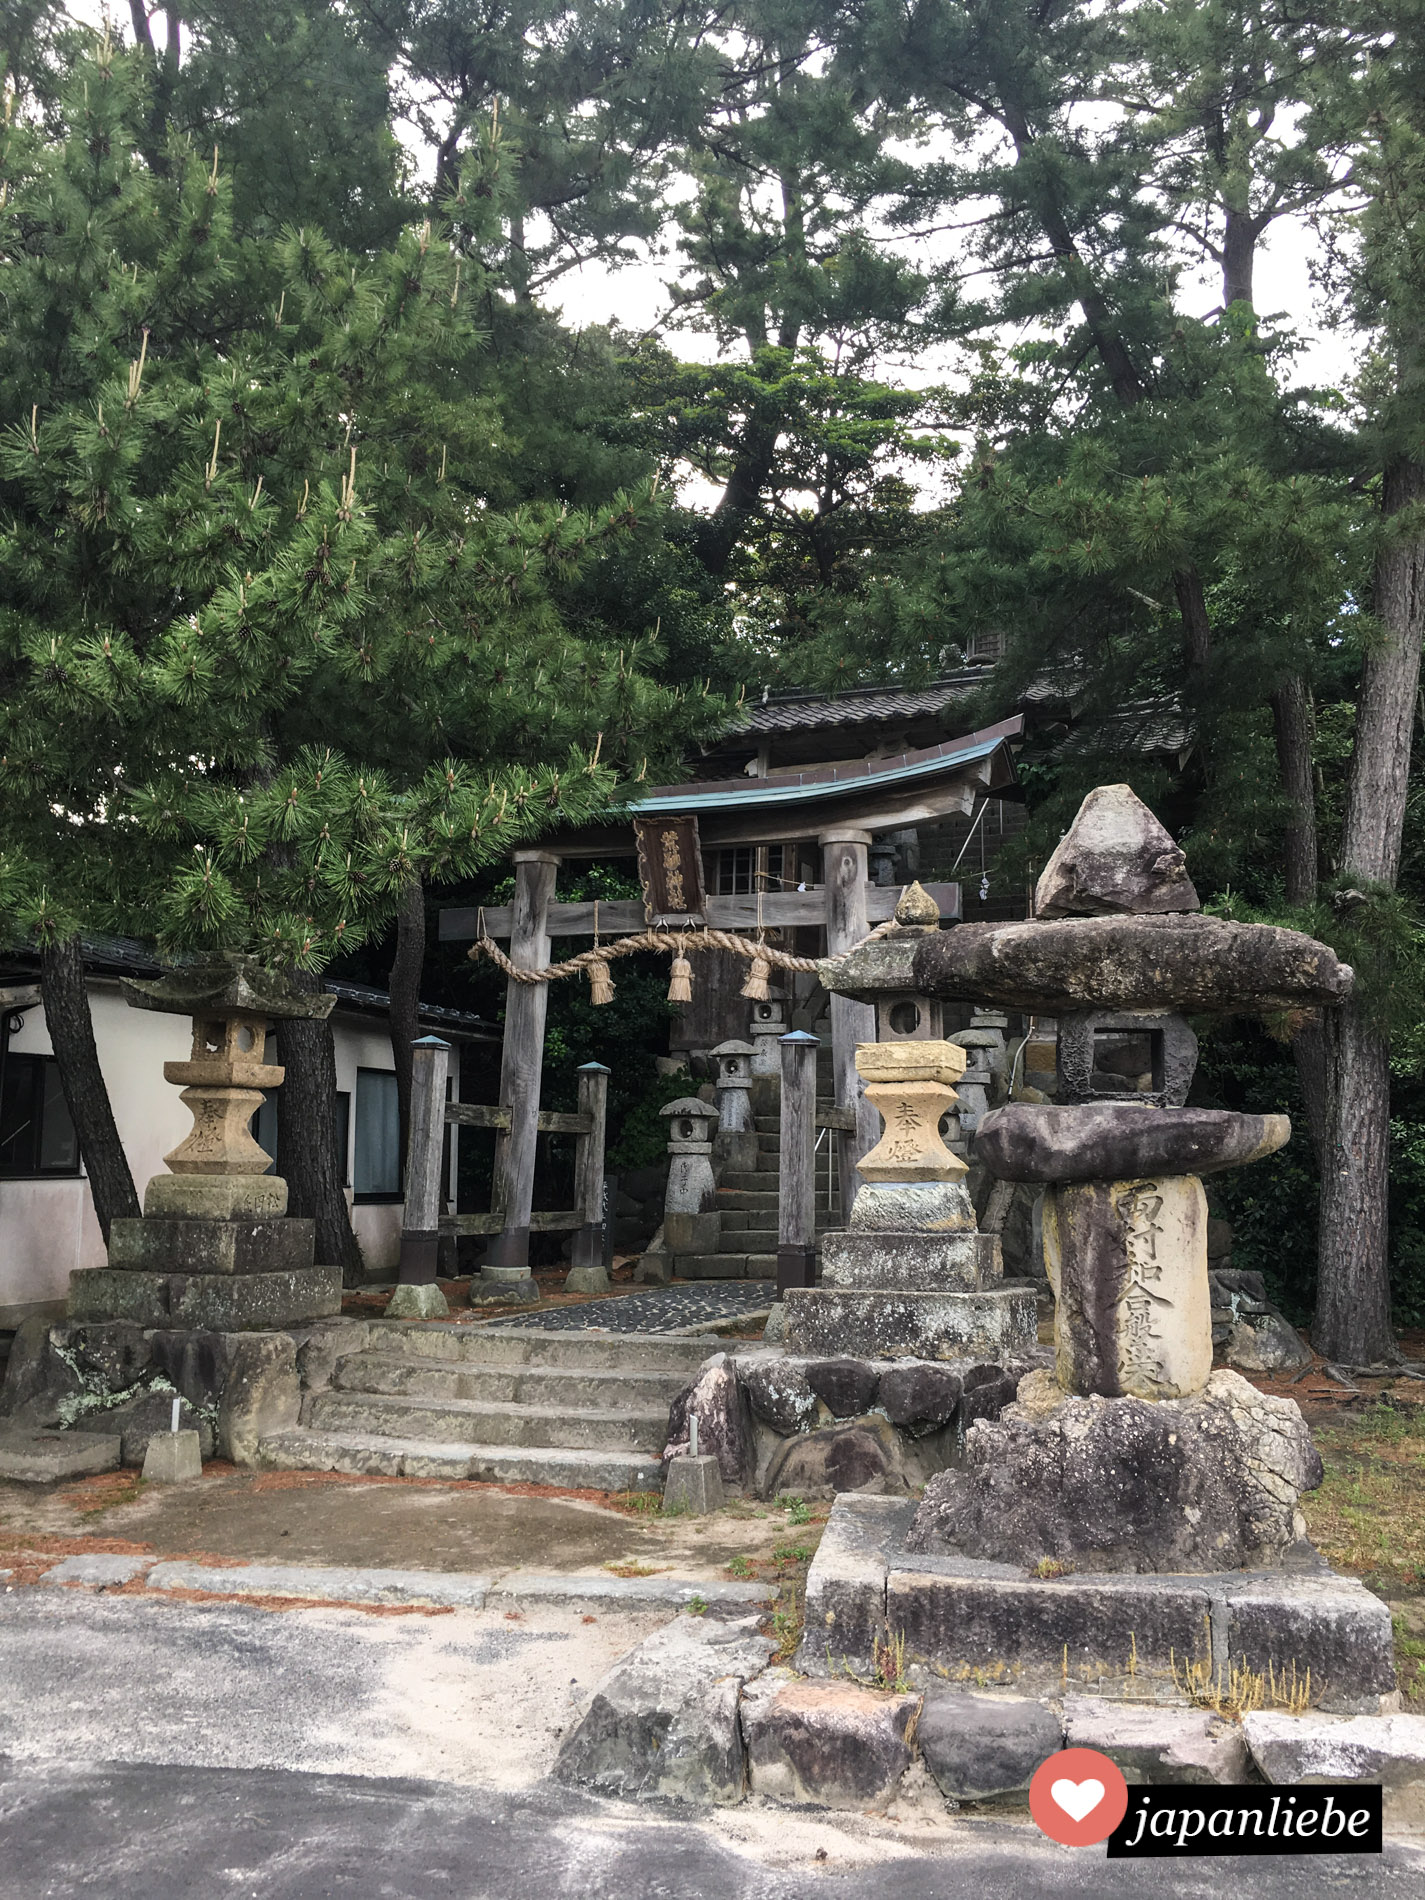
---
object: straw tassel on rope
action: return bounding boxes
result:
[740,887,771,1000]
[667,936,693,1003]
[587,900,615,1005]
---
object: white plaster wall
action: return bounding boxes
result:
[1,981,190,1312]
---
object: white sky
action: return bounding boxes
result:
[53,0,1360,512]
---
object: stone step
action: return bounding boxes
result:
[754,1110,837,1134]
[308,1389,669,1455]
[718,1171,778,1193]
[257,1428,663,1491]
[331,1351,689,1410]
[719,1210,838,1235]
[715,1188,779,1211]
[673,1254,778,1280]
[363,1322,711,1373]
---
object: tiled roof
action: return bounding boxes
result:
[1056,703,1194,759]
[730,678,978,735]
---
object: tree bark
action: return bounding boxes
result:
[39,934,141,1245]
[388,877,426,1171]
[1270,675,1328,1163]
[1313,454,1425,1364]
[1221,207,1258,310]
[1315,1004,1394,1363]
[126,0,178,174]
[276,970,365,1287]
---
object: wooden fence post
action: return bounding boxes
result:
[567,1061,610,1289]
[778,1030,819,1293]
[396,1035,450,1288]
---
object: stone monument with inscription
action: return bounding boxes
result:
[798,790,1395,1713]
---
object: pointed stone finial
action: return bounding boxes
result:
[894,881,941,928]
[1034,784,1200,919]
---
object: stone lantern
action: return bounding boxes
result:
[660,1096,721,1265]
[747,996,787,1078]
[871,883,945,1046]
[69,956,341,1332]
[710,1040,757,1176]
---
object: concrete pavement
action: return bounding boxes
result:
[0,1590,1422,1898]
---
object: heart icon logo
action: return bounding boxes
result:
[1051,1778,1105,1823]
[1030,1749,1128,1845]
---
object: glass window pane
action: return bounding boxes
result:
[0,1055,39,1174]
[354,1070,400,1195]
[38,1061,79,1171]
[334,1091,351,1186]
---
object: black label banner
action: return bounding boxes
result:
[1108,1785,1383,1857]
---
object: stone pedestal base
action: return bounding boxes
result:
[469,1270,539,1306]
[820,1230,1001,1292]
[798,1495,1396,1715]
[108,1218,314,1276]
[784,1285,1037,1360]
[144,1173,289,1220]
[665,1210,721,1255]
[907,1368,1322,1573]
[76,1204,335,1333]
[384,1282,449,1319]
[70,1263,341,1330]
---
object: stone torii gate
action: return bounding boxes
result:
[439,718,1021,1301]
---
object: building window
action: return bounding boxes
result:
[249,1089,350,1183]
[354,1069,401,1200]
[0,1054,80,1177]
[716,845,754,894]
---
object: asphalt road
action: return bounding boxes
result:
[1,1589,1422,1900]
[4,1759,1421,1900]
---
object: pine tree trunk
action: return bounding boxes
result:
[388,878,425,1168]
[1313,454,1425,1363]
[1221,208,1257,309]
[1315,1005,1394,1363]
[1270,675,1328,1164]
[276,971,365,1287]
[39,933,141,1245]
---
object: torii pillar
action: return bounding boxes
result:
[482,847,559,1301]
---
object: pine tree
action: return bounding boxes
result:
[0,37,719,1261]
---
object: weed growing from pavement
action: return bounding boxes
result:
[726,1554,755,1579]
[1030,1555,1073,1580]
[687,1594,708,1616]
[783,1496,812,1526]
[609,1490,665,1517]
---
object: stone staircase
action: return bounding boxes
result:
[676,1098,841,1281]
[257,1321,712,1491]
